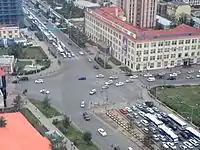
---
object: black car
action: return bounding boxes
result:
[179,131,189,139]
[83,112,90,121]
[12,80,19,84]
[125,73,133,76]
[19,76,29,81]
[93,65,99,69]
[167,77,176,80]
[168,123,177,131]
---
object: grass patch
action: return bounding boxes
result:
[109,56,121,66]
[30,99,61,118]
[94,57,112,69]
[16,60,33,72]
[151,85,200,127]
[55,121,99,150]
[20,108,48,135]
[22,46,48,59]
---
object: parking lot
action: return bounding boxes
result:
[115,101,200,150]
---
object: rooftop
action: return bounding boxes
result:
[74,0,100,9]
[0,112,51,150]
[0,55,15,65]
[89,7,200,41]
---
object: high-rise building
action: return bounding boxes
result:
[182,0,200,6]
[120,0,158,28]
[0,0,24,26]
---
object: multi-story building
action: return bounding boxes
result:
[0,55,16,74]
[182,0,200,6]
[0,0,24,26]
[119,0,158,28]
[85,7,200,71]
[0,26,20,38]
[157,2,168,17]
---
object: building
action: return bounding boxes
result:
[167,1,191,20]
[85,7,200,71]
[157,2,168,17]
[156,15,172,29]
[119,0,158,28]
[0,55,16,74]
[182,0,200,6]
[0,112,51,150]
[74,0,100,9]
[0,0,24,26]
[0,26,20,39]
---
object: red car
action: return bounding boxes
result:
[119,108,127,114]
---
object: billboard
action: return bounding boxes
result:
[122,36,127,55]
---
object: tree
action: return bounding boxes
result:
[63,115,71,128]
[42,95,51,109]
[13,94,23,111]
[83,131,92,144]
[0,116,7,127]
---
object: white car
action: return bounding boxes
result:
[71,53,75,57]
[40,89,50,94]
[109,75,118,80]
[188,70,194,74]
[170,73,177,77]
[197,74,200,78]
[35,79,44,84]
[162,142,169,149]
[79,51,84,55]
[96,74,104,78]
[115,81,124,87]
[89,89,96,95]
[126,79,134,83]
[80,100,85,108]
[88,58,92,62]
[167,142,176,150]
[105,80,113,85]
[146,108,154,114]
[125,107,132,113]
[152,135,159,141]
[97,128,107,136]
[128,147,133,150]
[189,138,199,147]
[130,75,138,79]
[147,77,155,82]
[102,85,109,89]
[143,73,152,77]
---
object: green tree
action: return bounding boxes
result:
[83,131,92,144]
[63,115,71,128]
[0,116,7,127]
[42,95,51,109]
[13,94,23,111]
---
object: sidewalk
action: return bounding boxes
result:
[23,97,79,150]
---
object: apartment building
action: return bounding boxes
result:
[183,0,200,6]
[0,26,20,39]
[85,7,200,71]
[119,0,158,28]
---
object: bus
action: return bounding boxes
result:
[145,113,163,126]
[186,127,200,140]
[159,124,179,143]
[168,114,187,129]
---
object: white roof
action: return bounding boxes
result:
[156,15,172,26]
[145,113,163,126]
[74,0,100,8]
[192,17,200,24]
[159,124,178,139]
[186,127,200,139]
[0,55,14,65]
[168,114,187,127]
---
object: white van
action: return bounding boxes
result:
[147,77,155,82]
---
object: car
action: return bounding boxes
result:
[115,81,124,87]
[128,147,133,150]
[187,70,194,74]
[160,112,168,118]
[102,85,109,89]
[186,75,194,79]
[176,71,181,74]
[88,58,92,62]
[40,89,50,94]
[189,138,199,147]
[126,79,134,83]
[19,76,29,81]
[152,135,159,141]
[143,73,152,77]
[83,112,90,121]
[152,107,159,112]
[68,42,72,45]
[196,74,200,78]
[130,75,138,79]
[12,80,19,84]
[71,53,75,57]
[125,107,132,113]
[132,113,139,118]
[170,73,177,77]
[159,135,167,142]
[78,77,86,80]
[168,123,177,131]
[80,100,85,108]
[105,80,113,85]
[167,76,176,80]
[79,51,84,55]
[140,119,149,126]
[143,128,149,133]
[125,73,133,76]
[109,75,118,80]
[135,104,143,109]
[89,89,96,95]
[93,65,99,69]
[162,142,169,149]
[179,145,188,150]
[167,142,176,150]
[149,127,157,133]
[96,74,104,78]
[35,79,44,84]
[155,113,162,120]
[119,108,127,114]
[126,114,134,120]
[183,141,194,149]
[136,121,142,127]
[146,107,154,114]
[147,77,155,82]
[97,128,107,136]
[131,105,137,111]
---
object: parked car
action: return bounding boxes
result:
[97,128,107,136]
[19,76,29,81]
[78,77,86,80]
[83,112,90,121]
[93,65,99,69]
[89,89,96,95]
[80,100,85,108]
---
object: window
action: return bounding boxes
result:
[178,53,182,58]
[143,57,148,61]
[192,45,196,50]
[171,54,176,58]
[164,48,170,52]
[171,47,176,52]
[137,44,142,48]
[165,41,170,46]
[192,39,197,43]
[150,49,156,54]
[157,62,161,68]
[151,42,156,47]
[164,54,169,59]
[164,61,168,67]
[136,51,142,55]
[185,46,190,50]
[185,40,190,44]
[191,52,195,56]
[157,48,163,53]
[8,31,12,34]
[150,56,155,60]
[150,62,154,68]
[179,40,184,44]
[172,41,177,45]
[197,52,200,56]
[144,43,149,48]
[131,56,133,61]
[178,47,183,51]
[185,53,188,57]
[158,42,163,47]
[170,61,175,66]
[143,50,149,55]
[136,57,141,62]
[157,55,162,60]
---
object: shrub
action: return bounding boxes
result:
[109,56,121,66]
[119,66,132,73]
[94,57,112,69]
[52,119,59,125]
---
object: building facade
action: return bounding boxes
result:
[0,55,16,74]
[0,26,20,39]
[0,0,24,26]
[183,0,200,6]
[120,0,158,28]
[157,2,167,17]
[85,7,200,71]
